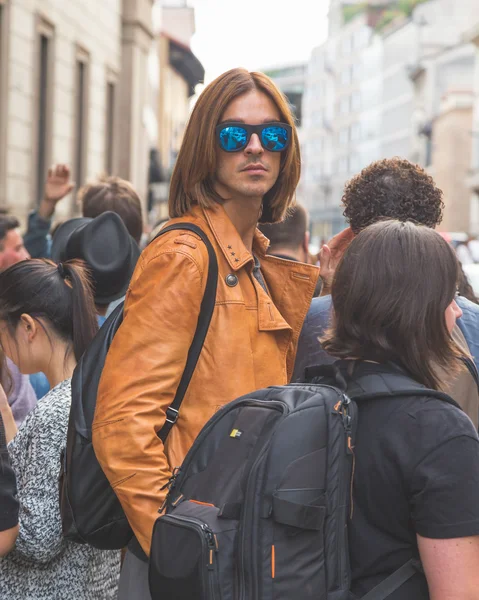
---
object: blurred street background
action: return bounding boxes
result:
[1,0,479,260]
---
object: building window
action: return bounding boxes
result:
[105,75,117,174]
[339,97,349,115]
[341,36,352,55]
[351,93,361,112]
[74,48,90,196]
[341,69,351,86]
[339,156,348,173]
[34,19,55,205]
[350,122,361,142]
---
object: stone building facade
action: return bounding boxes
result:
[0,0,154,222]
[302,0,479,240]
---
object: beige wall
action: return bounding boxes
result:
[432,95,473,233]
[0,0,154,225]
[1,0,123,222]
[117,0,154,214]
[157,34,190,176]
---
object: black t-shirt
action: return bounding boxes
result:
[346,362,479,599]
[0,413,18,532]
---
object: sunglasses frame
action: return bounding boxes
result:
[215,121,293,153]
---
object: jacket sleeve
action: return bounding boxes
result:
[291,296,336,382]
[23,211,52,259]
[456,295,479,370]
[92,245,206,555]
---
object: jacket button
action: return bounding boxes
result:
[225,274,238,287]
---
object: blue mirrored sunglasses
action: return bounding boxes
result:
[215,122,292,153]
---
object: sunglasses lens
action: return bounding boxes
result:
[219,126,248,151]
[261,126,289,152]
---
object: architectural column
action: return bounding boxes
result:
[118,0,154,214]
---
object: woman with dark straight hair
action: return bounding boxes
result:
[0,259,120,599]
[323,220,479,600]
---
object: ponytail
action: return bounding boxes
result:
[0,258,98,363]
[58,261,98,360]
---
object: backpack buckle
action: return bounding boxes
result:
[165,407,179,425]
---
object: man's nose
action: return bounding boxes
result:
[21,247,30,261]
[245,133,263,155]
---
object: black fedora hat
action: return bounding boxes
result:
[51,211,141,305]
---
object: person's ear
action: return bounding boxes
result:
[19,314,38,343]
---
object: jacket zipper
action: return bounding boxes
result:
[160,515,217,599]
[238,401,289,600]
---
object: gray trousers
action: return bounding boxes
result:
[118,550,152,600]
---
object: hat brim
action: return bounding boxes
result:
[51,218,92,262]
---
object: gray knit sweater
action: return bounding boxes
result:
[0,379,120,599]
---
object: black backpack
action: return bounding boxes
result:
[149,364,460,600]
[60,223,218,550]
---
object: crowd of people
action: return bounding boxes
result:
[0,66,479,599]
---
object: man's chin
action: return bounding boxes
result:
[239,182,274,199]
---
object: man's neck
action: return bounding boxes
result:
[269,246,302,262]
[222,197,263,253]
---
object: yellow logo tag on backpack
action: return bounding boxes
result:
[230,428,243,439]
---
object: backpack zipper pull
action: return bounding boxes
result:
[160,466,181,492]
[341,395,354,455]
[203,526,217,570]
[159,467,182,512]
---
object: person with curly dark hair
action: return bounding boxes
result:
[342,157,444,234]
[293,157,479,426]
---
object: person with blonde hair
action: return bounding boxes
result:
[92,67,319,598]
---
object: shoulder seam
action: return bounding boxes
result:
[141,247,205,279]
[410,433,479,477]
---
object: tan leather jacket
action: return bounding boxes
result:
[92,204,320,555]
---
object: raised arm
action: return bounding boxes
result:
[24,164,74,258]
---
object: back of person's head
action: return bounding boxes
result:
[80,176,143,244]
[0,259,98,363]
[343,158,444,233]
[323,220,463,390]
[169,67,301,224]
[258,204,309,256]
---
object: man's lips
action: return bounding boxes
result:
[242,164,267,173]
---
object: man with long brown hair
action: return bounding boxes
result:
[93,68,319,597]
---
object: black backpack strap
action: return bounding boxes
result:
[351,388,461,410]
[150,223,218,442]
[360,559,421,600]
